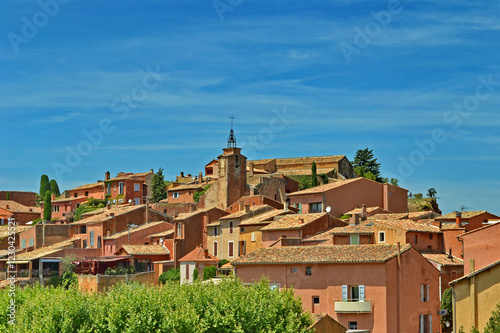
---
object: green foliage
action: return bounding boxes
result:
[414,193,423,199]
[0,278,313,333]
[71,198,106,222]
[311,162,318,187]
[39,174,50,196]
[288,175,313,190]
[60,256,78,289]
[483,302,500,333]
[49,276,61,287]
[352,148,381,181]
[49,179,60,197]
[43,190,52,221]
[218,259,230,267]
[151,168,168,203]
[5,192,9,200]
[193,185,211,203]
[427,188,437,198]
[193,268,199,281]
[318,173,329,185]
[340,214,350,220]
[203,266,217,280]
[441,288,453,331]
[159,268,181,284]
[390,178,399,186]
[105,266,128,276]
[32,218,42,225]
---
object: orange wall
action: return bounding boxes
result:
[462,224,500,274]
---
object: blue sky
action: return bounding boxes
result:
[1,0,499,215]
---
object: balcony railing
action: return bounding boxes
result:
[334,299,372,313]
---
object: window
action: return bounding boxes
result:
[309,202,322,213]
[251,232,256,242]
[348,322,358,330]
[240,227,245,232]
[235,154,239,167]
[177,223,182,238]
[21,239,26,249]
[421,285,429,302]
[427,246,432,250]
[378,231,386,243]
[173,192,179,199]
[29,238,34,247]
[85,191,89,197]
[313,296,320,304]
[74,193,77,198]
[429,233,433,240]
[107,184,111,195]
[228,241,234,257]
[0,218,4,225]
[186,264,190,280]
[89,231,95,247]
[305,266,312,276]
[80,226,86,234]
[292,267,298,273]
[419,314,432,333]
[97,236,102,249]
[213,241,218,257]
[240,241,246,256]
[350,234,360,245]
[229,221,234,234]
[136,259,151,272]
[342,285,365,301]
[213,227,218,236]
[119,182,124,195]
[134,183,140,192]
[415,235,418,243]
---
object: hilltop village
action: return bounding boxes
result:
[1,131,500,333]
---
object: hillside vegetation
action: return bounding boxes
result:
[408,198,441,214]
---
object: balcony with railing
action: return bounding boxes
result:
[334,299,372,313]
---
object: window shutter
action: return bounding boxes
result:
[429,314,432,333]
[426,285,429,302]
[359,285,365,301]
[342,285,348,301]
[251,232,255,242]
[419,315,424,333]
[421,285,424,302]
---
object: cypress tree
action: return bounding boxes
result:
[311,162,318,187]
[43,190,52,221]
[50,179,61,197]
[151,168,168,203]
[6,192,9,200]
[40,175,50,196]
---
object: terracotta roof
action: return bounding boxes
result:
[373,219,441,233]
[436,211,488,220]
[279,168,336,176]
[450,258,500,285]
[0,225,31,238]
[4,238,79,262]
[368,213,408,220]
[250,158,276,165]
[70,205,144,225]
[179,246,218,262]
[261,213,328,231]
[69,182,104,192]
[118,244,170,256]
[169,183,209,191]
[239,209,295,226]
[275,155,345,165]
[287,178,362,196]
[220,205,272,220]
[150,229,175,238]
[104,221,171,239]
[326,221,374,235]
[421,252,463,266]
[232,244,412,265]
[52,196,87,203]
[344,206,383,215]
[173,207,221,221]
[460,221,500,238]
[0,200,40,213]
[407,211,440,219]
[440,223,466,230]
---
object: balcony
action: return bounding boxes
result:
[334,299,372,313]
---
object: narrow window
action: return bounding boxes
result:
[177,223,182,238]
[348,322,358,330]
[251,232,256,242]
[89,231,95,247]
[429,233,433,240]
[214,227,218,236]
[378,231,385,243]
[229,221,234,234]
[292,267,298,273]
[97,236,102,249]
[119,182,124,195]
[313,296,320,305]
[29,238,34,247]
[107,184,111,195]
[134,183,140,192]
[21,239,26,249]
[305,266,312,276]
[415,235,418,243]
[186,264,190,280]
[85,191,89,197]
[228,241,234,257]
[213,241,218,257]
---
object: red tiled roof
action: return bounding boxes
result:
[373,219,441,233]
[118,244,169,256]
[179,246,218,262]
[344,206,383,215]
[220,205,272,220]
[239,209,295,226]
[69,182,104,192]
[287,178,362,196]
[275,155,345,166]
[327,221,374,235]
[261,213,328,231]
[421,252,463,266]
[436,211,488,220]
[0,200,40,213]
[232,244,411,265]
[0,225,31,238]
[70,205,144,225]
[104,221,171,240]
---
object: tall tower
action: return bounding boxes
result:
[217,116,247,209]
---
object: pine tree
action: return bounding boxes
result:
[311,162,318,187]
[50,179,61,197]
[151,168,168,203]
[352,148,382,182]
[43,190,52,221]
[40,175,51,196]
[5,192,9,200]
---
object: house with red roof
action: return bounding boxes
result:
[435,210,500,232]
[458,221,500,274]
[179,245,218,284]
[233,244,440,333]
[0,200,41,225]
[115,244,170,272]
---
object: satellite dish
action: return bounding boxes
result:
[128,199,133,204]
[159,238,164,243]
[438,309,448,316]
[325,206,331,213]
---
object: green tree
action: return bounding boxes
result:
[193,185,211,203]
[159,268,180,284]
[441,288,453,332]
[311,162,318,187]
[5,192,9,200]
[43,190,52,221]
[352,148,382,181]
[192,268,199,281]
[60,256,78,289]
[390,178,399,186]
[39,174,50,196]
[483,302,500,333]
[49,179,60,197]
[427,188,437,198]
[151,168,168,203]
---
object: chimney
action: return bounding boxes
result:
[248,161,254,176]
[107,204,111,210]
[350,213,360,226]
[456,211,462,227]
[173,212,178,218]
[299,218,304,224]
[239,201,244,211]
[180,172,184,177]
[6,204,9,210]
[284,198,289,211]
[110,212,115,217]
[360,204,367,220]
[150,169,154,173]
[447,248,453,261]
[244,205,250,213]
[470,259,475,272]
[105,171,110,180]
[204,248,209,258]
[52,193,56,200]
[199,172,203,183]
[187,174,191,178]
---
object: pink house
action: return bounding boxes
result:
[287,177,408,217]
[459,222,500,274]
[233,244,440,333]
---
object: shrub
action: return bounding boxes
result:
[159,268,180,284]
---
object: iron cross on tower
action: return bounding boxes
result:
[227,115,237,148]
